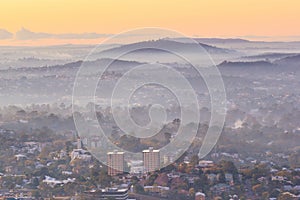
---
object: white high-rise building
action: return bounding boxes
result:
[107,150,125,176]
[143,147,160,173]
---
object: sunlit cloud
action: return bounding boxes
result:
[0,28,13,40]
[15,27,112,40]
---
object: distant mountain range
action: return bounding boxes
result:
[3,54,299,75]
[170,37,250,44]
[175,37,300,45]
[241,53,297,61]
[218,54,300,69]
[1,38,300,72]
[195,38,251,44]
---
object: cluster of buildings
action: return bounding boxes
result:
[107,147,160,176]
[2,133,299,200]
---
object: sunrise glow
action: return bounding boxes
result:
[1,0,300,45]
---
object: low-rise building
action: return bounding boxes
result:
[144,185,169,197]
[100,188,129,200]
[70,149,92,162]
[195,192,206,200]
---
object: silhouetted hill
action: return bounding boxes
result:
[167,37,250,44]
[0,58,144,73]
[274,54,300,66]
[99,39,236,55]
[194,38,250,44]
[218,60,274,67]
[241,53,297,61]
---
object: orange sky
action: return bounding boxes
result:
[1,0,300,45]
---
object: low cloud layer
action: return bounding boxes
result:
[0,29,13,40]
[15,28,112,40]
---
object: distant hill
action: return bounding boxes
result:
[217,60,279,77]
[218,60,274,67]
[194,38,250,44]
[92,39,238,64]
[274,54,300,66]
[217,56,300,75]
[0,58,144,73]
[166,37,250,44]
[99,39,236,55]
[240,53,297,61]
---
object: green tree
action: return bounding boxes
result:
[99,170,112,187]
[262,191,270,200]
[218,171,226,183]
[135,184,145,194]
[189,188,195,198]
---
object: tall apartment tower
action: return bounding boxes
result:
[107,150,125,176]
[143,147,160,173]
[77,137,82,149]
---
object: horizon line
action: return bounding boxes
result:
[1,36,300,47]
